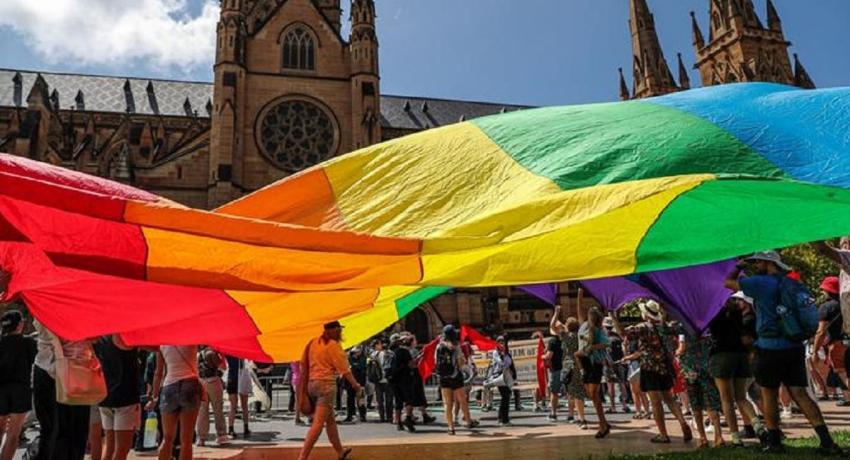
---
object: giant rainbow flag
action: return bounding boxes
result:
[2,83,850,361]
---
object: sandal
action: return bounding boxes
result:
[698,439,709,449]
[632,413,642,420]
[466,419,480,429]
[448,427,456,435]
[595,424,611,439]
[650,435,671,444]
[339,447,353,460]
[579,420,588,430]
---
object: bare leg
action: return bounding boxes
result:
[239,394,250,433]
[112,430,135,460]
[441,388,454,431]
[661,391,688,430]
[714,378,740,435]
[0,413,26,460]
[732,378,758,429]
[693,408,707,444]
[158,412,179,460]
[761,387,780,431]
[178,407,200,460]
[90,421,103,460]
[324,414,344,456]
[575,398,586,421]
[228,393,237,430]
[103,430,115,460]
[787,386,826,427]
[456,389,472,425]
[708,409,724,446]
[585,383,607,431]
[648,391,668,438]
[299,404,329,460]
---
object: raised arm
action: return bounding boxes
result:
[812,241,843,266]
[610,311,626,338]
[724,261,745,291]
[576,287,586,324]
[549,305,564,335]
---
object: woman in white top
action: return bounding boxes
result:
[146,345,200,460]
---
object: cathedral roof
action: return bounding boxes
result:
[0,69,530,129]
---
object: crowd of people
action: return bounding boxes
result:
[1,243,850,459]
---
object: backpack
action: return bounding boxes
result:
[435,345,458,379]
[367,356,383,384]
[773,275,819,342]
[382,349,396,382]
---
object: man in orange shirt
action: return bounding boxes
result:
[299,321,362,460]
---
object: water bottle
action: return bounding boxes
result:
[143,411,158,450]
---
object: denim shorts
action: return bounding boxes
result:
[160,378,202,414]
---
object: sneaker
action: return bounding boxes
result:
[817,444,845,456]
[422,414,437,425]
[566,416,575,423]
[762,444,785,454]
[228,426,237,438]
[499,421,513,427]
[731,432,744,447]
[546,415,557,422]
[780,407,792,419]
[215,435,230,447]
[740,425,757,439]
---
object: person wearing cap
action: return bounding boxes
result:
[725,251,841,455]
[0,310,37,460]
[812,276,849,406]
[610,301,692,444]
[298,321,361,460]
[368,339,392,423]
[706,293,761,446]
[813,238,850,340]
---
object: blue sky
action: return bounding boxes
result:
[1,0,848,106]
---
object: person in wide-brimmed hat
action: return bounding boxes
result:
[610,301,692,444]
[726,252,843,455]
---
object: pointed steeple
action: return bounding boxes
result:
[618,68,630,100]
[75,90,85,111]
[690,11,704,49]
[629,0,678,99]
[27,74,50,108]
[766,0,782,31]
[12,72,23,107]
[49,89,60,112]
[793,54,815,89]
[677,53,690,90]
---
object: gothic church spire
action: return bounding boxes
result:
[629,0,678,98]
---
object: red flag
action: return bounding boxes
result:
[417,337,441,381]
[535,336,547,399]
[460,325,499,351]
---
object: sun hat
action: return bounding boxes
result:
[638,300,663,322]
[730,291,754,305]
[323,320,344,330]
[745,251,790,271]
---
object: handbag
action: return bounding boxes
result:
[298,339,317,416]
[52,335,106,405]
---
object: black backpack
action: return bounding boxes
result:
[435,344,458,379]
[367,356,383,384]
[382,349,396,382]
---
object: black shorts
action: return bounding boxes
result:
[226,374,238,395]
[709,352,752,379]
[640,370,673,393]
[391,381,414,406]
[0,383,31,415]
[439,376,464,390]
[580,357,603,385]
[753,347,807,389]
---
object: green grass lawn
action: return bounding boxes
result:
[606,430,849,459]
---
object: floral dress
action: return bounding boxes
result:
[679,334,721,411]
[559,331,587,399]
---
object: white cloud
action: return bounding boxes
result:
[0,0,219,74]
